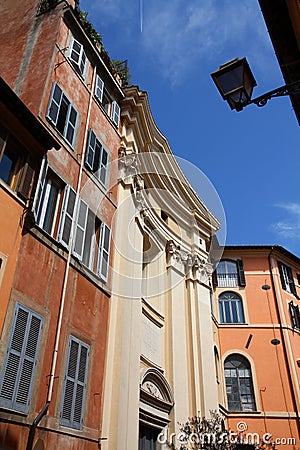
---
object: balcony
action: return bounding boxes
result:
[217,273,239,287]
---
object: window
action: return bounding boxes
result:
[215,259,246,287]
[47,83,78,147]
[289,301,300,329]
[0,125,36,200]
[219,292,245,324]
[94,79,120,127]
[34,163,111,281]
[139,425,160,450]
[278,261,296,295]
[224,354,256,412]
[85,129,109,186]
[69,37,87,76]
[0,303,43,413]
[60,336,89,430]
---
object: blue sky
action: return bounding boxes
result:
[80,0,300,256]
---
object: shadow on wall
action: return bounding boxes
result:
[0,425,18,450]
[33,439,45,450]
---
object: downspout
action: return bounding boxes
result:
[268,248,300,437]
[26,67,97,450]
[26,402,50,450]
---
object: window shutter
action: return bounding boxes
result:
[287,266,297,296]
[58,185,77,248]
[99,147,108,186]
[32,156,48,219]
[95,75,104,102]
[212,269,218,287]
[111,101,120,127]
[73,198,88,260]
[65,105,78,147]
[85,129,96,171]
[16,158,35,200]
[0,304,43,413]
[47,83,63,125]
[289,302,296,328]
[60,336,89,430]
[295,305,300,329]
[69,38,86,76]
[97,223,111,281]
[80,49,87,76]
[237,259,246,286]
[278,261,286,290]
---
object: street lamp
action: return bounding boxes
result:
[211,57,300,112]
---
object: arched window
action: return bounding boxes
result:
[218,292,245,324]
[215,259,246,287]
[224,354,256,412]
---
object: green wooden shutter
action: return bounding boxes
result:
[60,336,89,430]
[0,303,43,413]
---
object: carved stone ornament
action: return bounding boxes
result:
[142,381,163,400]
[166,240,193,269]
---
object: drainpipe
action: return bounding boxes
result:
[26,402,50,450]
[268,248,300,437]
[26,67,97,449]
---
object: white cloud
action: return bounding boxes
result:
[272,203,300,239]
[80,0,275,85]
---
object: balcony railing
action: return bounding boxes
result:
[217,273,239,287]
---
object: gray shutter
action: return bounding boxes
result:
[287,266,297,296]
[60,336,89,430]
[85,129,96,171]
[58,185,77,248]
[32,155,48,219]
[0,303,43,413]
[99,147,108,186]
[97,223,110,281]
[65,105,78,147]
[16,158,35,200]
[111,101,120,126]
[73,198,88,260]
[237,259,246,286]
[47,83,63,125]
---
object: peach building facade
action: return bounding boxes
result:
[0,0,123,448]
[213,245,300,449]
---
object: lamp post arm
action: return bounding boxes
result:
[249,79,300,107]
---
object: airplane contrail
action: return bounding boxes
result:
[140,0,143,32]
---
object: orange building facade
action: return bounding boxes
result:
[0,0,123,448]
[213,245,300,449]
